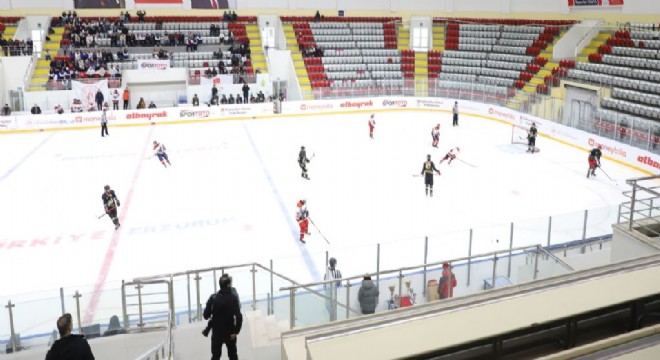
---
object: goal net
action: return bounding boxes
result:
[511,124,540,152]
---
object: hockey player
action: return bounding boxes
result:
[587,145,603,178]
[527,123,538,153]
[153,140,171,168]
[298,146,310,180]
[431,124,440,148]
[368,114,376,139]
[439,147,460,165]
[421,154,441,197]
[102,185,121,230]
[296,199,310,243]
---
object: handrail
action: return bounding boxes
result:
[286,252,660,342]
[280,244,546,291]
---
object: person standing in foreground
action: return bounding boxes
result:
[421,154,441,197]
[45,313,95,360]
[298,146,311,180]
[452,101,459,127]
[438,263,457,299]
[203,276,243,360]
[153,140,171,168]
[101,109,109,137]
[296,199,310,244]
[324,257,343,321]
[358,276,379,315]
[102,185,121,230]
[587,145,603,178]
[368,113,376,139]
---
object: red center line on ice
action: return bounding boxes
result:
[83,125,155,325]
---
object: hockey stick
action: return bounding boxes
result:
[456,158,478,168]
[598,166,617,183]
[308,217,330,244]
[97,212,107,219]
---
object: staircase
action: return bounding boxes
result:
[397,25,409,51]
[245,24,268,74]
[432,24,445,51]
[283,23,313,100]
[0,24,17,57]
[414,52,428,96]
[29,26,63,91]
[577,31,611,63]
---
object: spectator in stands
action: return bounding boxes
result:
[111,90,120,110]
[278,90,285,102]
[1,104,11,116]
[137,97,146,109]
[242,83,250,101]
[137,10,146,23]
[228,94,235,104]
[211,84,218,101]
[31,104,42,115]
[220,95,228,105]
[232,11,238,22]
[314,11,321,22]
[249,94,256,104]
[54,104,64,114]
[203,274,242,360]
[124,12,131,23]
[438,263,457,299]
[223,11,230,22]
[358,276,379,315]
[71,99,83,113]
[148,101,157,109]
[45,313,95,360]
[123,88,130,110]
[219,32,226,45]
[45,49,52,61]
[236,94,242,104]
[193,94,200,107]
[95,89,104,111]
[0,37,8,56]
[257,91,265,103]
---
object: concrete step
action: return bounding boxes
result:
[53,27,64,35]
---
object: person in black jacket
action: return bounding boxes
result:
[95,89,104,111]
[102,185,121,230]
[45,313,95,360]
[242,83,250,101]
[30,103,41,114]
[203,276,242,360]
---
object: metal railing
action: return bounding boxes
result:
[280,244,573,328]
[620,175,660,234]
[133,309,174,360]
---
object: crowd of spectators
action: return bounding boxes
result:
[48,48,123,85]
[202,43,252,77]
[0,37,33,56]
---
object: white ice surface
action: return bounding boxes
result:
[0,110,636,305]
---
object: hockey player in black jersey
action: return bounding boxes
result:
[587,145,603,178]
[421,154,441,197]
[527,123,538,153]
[102,185,121,230]
[298,146,310,180]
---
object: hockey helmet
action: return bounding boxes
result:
[370,113,375,118]
[427,154,431,160]
[104,185,110,191]
[329,257,337,267]
[456,147,460,152]
[153,140,158,144]
[301,146,305,150]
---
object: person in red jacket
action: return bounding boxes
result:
[438,263,457,299]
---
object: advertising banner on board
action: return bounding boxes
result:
[568,0,624,6]
[137,59,171,72]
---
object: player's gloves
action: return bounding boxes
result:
[117,200,121,206]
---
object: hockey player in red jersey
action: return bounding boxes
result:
[431,124,440,147]
[587,145,603,178]
[368,114,376,139]
[296,199,310,243]
[439,147,460,165]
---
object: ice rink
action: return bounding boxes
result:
[0,109,638,313]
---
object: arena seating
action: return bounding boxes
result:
[430,18,574,92]
[285,17,404,97]
[31,16,258,92]
[567,23,660,126]
[0,17,23,56]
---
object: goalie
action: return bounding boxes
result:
[527,123,538,153]
[587,145,603,178]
